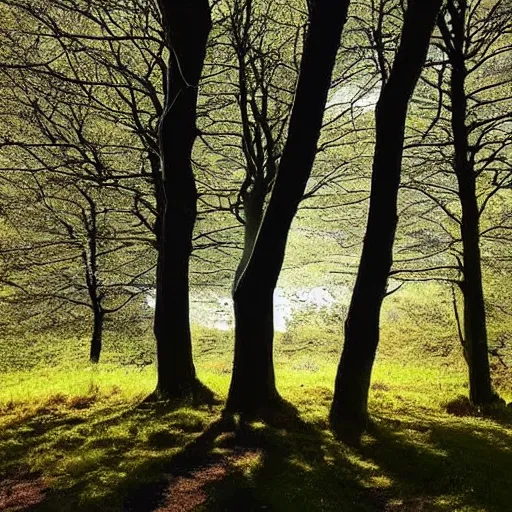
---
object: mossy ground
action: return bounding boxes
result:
[1,328,511,511]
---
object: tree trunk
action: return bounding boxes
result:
[149,150,165,249]
[330,0,442,442]
[234,188,266,287]
[443,0,495,405]
[230,186,273,415]
[153,0,211,399]
[89,308,104,364]
[461,200,494,404]
[226,0,352,416]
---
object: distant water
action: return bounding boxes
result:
[146,286,344,333]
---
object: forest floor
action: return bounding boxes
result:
[1,331,511,512]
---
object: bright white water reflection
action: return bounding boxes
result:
[147,286,343,333]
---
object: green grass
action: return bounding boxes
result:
[1,329,511,511]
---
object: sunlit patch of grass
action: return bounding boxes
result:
[0,364,155,412]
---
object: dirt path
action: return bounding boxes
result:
[154,450,263,512]
[0,475,47,511]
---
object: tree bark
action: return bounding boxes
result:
[461,201,495,405]
[226,0,352,416]
[441,0,495,405]
[80,187,104,364]
[330,0,442,442]
[153,0,211,399]
[149,149,165,249]
[89,308,105,364]
[234,187,266,286]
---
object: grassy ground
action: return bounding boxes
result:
[1,329,511,512]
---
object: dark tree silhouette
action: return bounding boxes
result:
[226,0,352,416]
[436,0,503,405]
[330,0,443,443]
[153,0,212,399]
[393,0,511,404]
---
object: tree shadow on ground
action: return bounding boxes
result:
[7,399,382,512]
[118,400,383,512]
[193,405,385,512]
[0,398,221,511]
[2,397,512,512]
[360,412,512,511]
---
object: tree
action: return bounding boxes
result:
[0,67,153,362]
[427,0,508,404]
[0,0,164,358]
[0,0,167,244]
[152,0,212,399]
[330,0,443,442]
[396,0,511,404]
[225,0,352,416]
